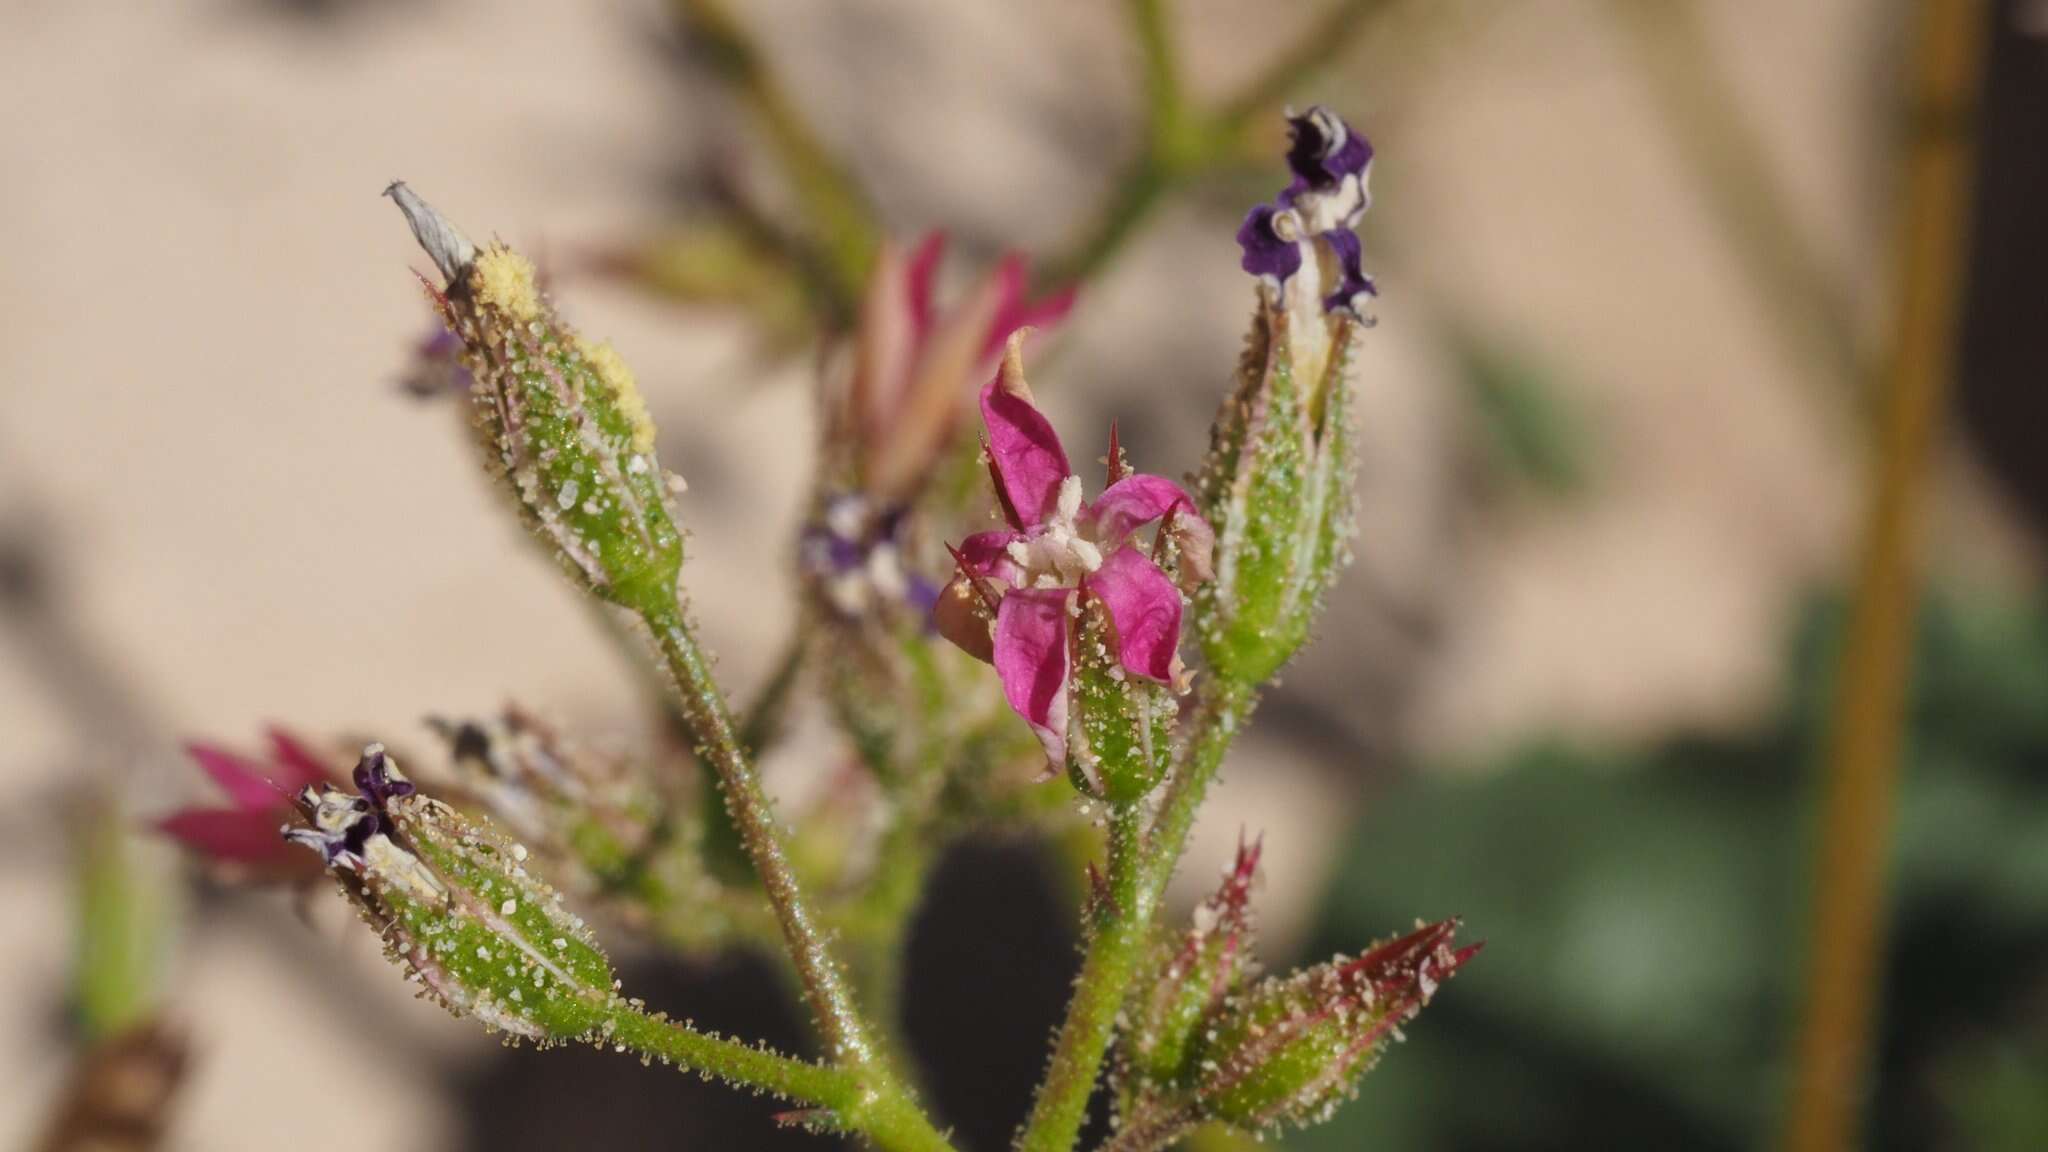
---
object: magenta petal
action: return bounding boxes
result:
[995,587,1072,766]
[981,256,1078,362]
[265,728,333,793]
[1084,473,1198,550]
[185,743,285,811]
[158,808,294,864]
[1092,547,1183,684]
[905,231,947,348]
[981,345,1071,527]
[956,529,1025,584]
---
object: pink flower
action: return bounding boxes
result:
[935,336,1213,768]
[843,232,1076,504]
[157,730,338,882]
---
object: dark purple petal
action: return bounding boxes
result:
[1090,547,1183,684]
[1319,228,1378,314]
[1237,204,1302,284]
[994,587,1072,766]
[1283,106,1373,197]
[1083,473,1199,552]
[353,746,415,807]
[980,342,1072,527]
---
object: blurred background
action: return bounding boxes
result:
[2,0,2044,1149]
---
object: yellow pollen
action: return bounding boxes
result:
[472,246,542,322]
[577,337,657,454]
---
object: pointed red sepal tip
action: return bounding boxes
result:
[1338,917,1463,982]
[1219,831,1263,910]
[411,268,451,309]
[1106,421,1129,486]
[943,542,1002,614]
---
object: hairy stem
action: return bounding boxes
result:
[603,999,861,1106]
[637,602,876,1068]
[606,1002,956,1152]
[1016,801,1153,1152]
[1143,677,1257,894]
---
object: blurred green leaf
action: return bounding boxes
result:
[1452,330,1595,498]
[1290,590,2048,1150]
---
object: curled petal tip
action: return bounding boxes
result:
[384,180,476,284]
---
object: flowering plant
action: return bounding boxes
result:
[163,104,1474,1152]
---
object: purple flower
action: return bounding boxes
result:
[157,730,338,881]
[283,743,413,869]
[935,337,1213,768]
[1238,106,1377,316]
[800,494,940,621]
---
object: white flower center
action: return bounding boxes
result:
[1006,475,1102,589]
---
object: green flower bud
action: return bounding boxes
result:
[1198,107,1378,686]
[1066,586,1177,803]
[1121,838,1262,1093]
[288,746,620,1043]
[1188,919,1477,1136]
[1195,301,1361,688]
[387,183,685,613]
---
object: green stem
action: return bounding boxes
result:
[1015,801,1153,1152]
[1142,677,1257,894]
[637,603,957,1150]
[1013,678,1259,1152]
[603,999,861,1106]
[674,0,880,314]
[1043,0,1396,291]
[606,1001,955,1152]
[636,603,877,1070]
[1212,0,1392,138]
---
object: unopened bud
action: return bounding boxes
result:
[1197,107,1374,686]
[1189,918,1478,1135]
[288,745,619,1042]
[1122,837,1262,1092]
[386,182,685,612]
[1065,584,1177,802]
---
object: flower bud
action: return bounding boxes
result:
[1197,107,1374,686]
[287,745,620,1043]
[386,183,685,612]
[1188,918,1478,1135]
[1065,583,1178,802]
[1122,837,1262,1092]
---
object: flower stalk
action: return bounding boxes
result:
[386,185,951,1149]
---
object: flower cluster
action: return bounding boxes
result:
[149,101,1473,1152]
